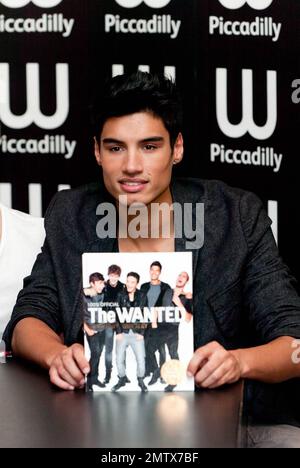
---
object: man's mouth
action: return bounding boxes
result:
[119,178,149,193]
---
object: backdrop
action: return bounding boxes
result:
[0,0,299,283]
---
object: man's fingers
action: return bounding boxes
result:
[188,342,242,389]
[56,362,83,387]
[187,341,221,376]
[197,360,231,388]
[60,351,85,385]
[206,369,236,389]
[187,351,207,376]
[195,349,229,384]
[72,344,90,374]
[49,366,75,391]
[48,344,89,391]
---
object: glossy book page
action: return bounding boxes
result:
[82,252,194,393]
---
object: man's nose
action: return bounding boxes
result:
[122,148,143,174]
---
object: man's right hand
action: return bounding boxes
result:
[49,343,90,391]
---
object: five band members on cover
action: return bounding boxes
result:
[83,261,192,392]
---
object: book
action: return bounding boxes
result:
[82,252,194,392]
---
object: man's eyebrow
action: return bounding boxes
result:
[140,137,164,143]
[102,138,124,145]
[102,136,165,144]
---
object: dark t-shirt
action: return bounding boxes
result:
[104,281,124,303]
[83,292,106,331]
[147,284,161,308]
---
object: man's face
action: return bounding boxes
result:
[95,112,183,206]
[108,273,120,286]
[126,275,138,293]
[150,265,161,281]
[176,272,189,288]
[91,280,105,294]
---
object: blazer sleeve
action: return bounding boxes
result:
[240,191,300,343]
[3,194,63,350]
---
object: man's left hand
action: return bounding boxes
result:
[187,341,242,389]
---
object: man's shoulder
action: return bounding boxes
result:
[173,177,256,199]
[173,177,263,210]
[44,182,110,228]
[47,182,106,212]
[137,289,147,302]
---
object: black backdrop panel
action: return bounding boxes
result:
[0,0,299,284]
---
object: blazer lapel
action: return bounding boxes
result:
[171,178,205,278]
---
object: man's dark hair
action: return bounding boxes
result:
[150,261,162,271]
[89,272,104,283]
[108,264,121,276]
[127,272,140,283]
[91,71,182,149]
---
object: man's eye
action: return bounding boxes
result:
[110,146,122,152]
[144,144,156,151]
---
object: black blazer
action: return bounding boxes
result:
[4,177,300,350]
[140,281,171,307]
[115,289,148,336]
[5,177,300,426]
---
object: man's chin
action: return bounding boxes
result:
[117,193,152,208]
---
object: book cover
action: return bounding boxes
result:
[82,252,194,392]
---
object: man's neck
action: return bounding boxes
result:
[119,237,175,253]
[151,280,161,286]
[109,282,118,288]
[117,186,175,253]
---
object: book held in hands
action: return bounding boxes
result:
[82,252,194,392]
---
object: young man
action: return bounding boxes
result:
[83,272,107,390]
[103,264,124,384]
[83,272,105,300]
[3,71,300,446]
[0,203,45,336]
[140,261,171,380]
[112,272,148,393]
[158,271,193,392]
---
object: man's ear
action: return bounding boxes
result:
[172,133,184,166]
[94,137,102,166]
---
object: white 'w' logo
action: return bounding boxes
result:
[0,0,62,8]
[0,63,69,130]
[218,0,273,10]
[115,0,171,8]
[216,68,277,140]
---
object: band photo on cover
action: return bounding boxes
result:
[82,252,194,393]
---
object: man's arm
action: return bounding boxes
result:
[187,337,300,389]
[3,193,91,391]
[83,322,96,336]
[12,318,90,390]
[188,191,300,388]
[233,336,300,383]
